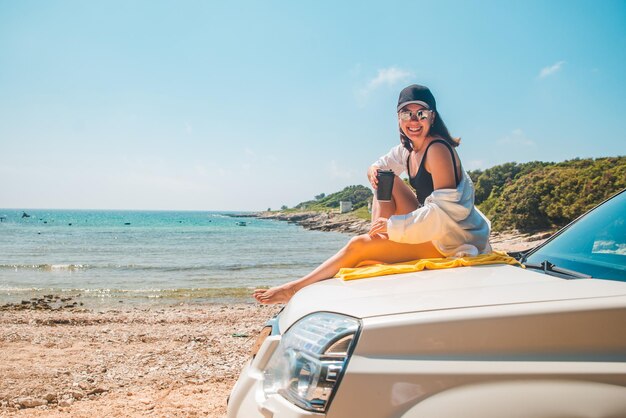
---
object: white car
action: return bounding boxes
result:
[228,190,626,418]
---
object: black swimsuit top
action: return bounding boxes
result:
[407,139,460,205]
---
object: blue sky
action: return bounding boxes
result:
[1,0,624,211]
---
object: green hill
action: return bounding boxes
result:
[294,185,373,211]
[287,156,625,233]
[470,156,626,231]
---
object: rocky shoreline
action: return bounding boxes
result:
[239,210,371,235]
[0,294,86,312]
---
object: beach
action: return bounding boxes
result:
[1,303,282,417]
[0,216,549,417]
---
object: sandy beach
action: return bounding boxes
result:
[0,303,282,417]
[0,233,548,417]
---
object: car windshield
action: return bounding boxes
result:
[525,190,626,282]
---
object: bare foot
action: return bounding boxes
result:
[253,285,295,305]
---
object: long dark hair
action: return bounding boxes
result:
[400,112,461,152]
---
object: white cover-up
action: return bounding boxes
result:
[372,144,491,257]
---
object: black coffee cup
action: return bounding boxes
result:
[376,170,395,201]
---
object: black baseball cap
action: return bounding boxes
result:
[397,84,437,112]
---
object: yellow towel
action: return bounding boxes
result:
[335,251,521,281]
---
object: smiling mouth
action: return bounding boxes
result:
[407,126,422,133]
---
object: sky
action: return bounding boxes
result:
[1,0,625,211]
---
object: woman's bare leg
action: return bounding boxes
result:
[372,176,419,221]
[253,234,441,304]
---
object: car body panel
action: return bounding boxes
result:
[324,296,626,417]
[278,264,626,332]
[399,381,626,418]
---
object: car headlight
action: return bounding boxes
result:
[262,312,361,413]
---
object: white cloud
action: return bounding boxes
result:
[350,63,362,77]
[465,160,486,170]
[356,66,413,106]
[329,160,357,180]
[497,129,536,146]
[539,60,566,78]
[367,67,413,90]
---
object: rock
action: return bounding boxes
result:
[16,397,47,408]
[69,390,83,400]
[78,381,90,390]
[43,393,57,402]
[255,210,369,235]
[58,399,73,407]
[87,387,108,396]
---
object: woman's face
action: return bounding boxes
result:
[398,104,434,142]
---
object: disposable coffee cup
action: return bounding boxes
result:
[376,170,395,201]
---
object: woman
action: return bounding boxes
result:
[253,84,491,304]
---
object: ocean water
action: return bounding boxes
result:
[0,209,349,305]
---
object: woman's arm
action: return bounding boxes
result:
[370,144,408,176]
[425,142,458,190]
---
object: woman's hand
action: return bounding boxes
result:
[368,217,389,236]
[367,166,379,189]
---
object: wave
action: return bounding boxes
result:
[0,263,87,271]
[0,261,315,272]
[0,286,255,300]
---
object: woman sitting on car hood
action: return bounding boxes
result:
[254,84,491,304]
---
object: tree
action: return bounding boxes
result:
[315,193,326,200]
[477,157,626,232]
[281,205,288,210]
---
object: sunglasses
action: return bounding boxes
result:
[398,109,432,121]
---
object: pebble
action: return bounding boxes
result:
[69,390,84,400]
[43,393,57,402]
[0,294,81,311]
[58,399,73,407]
[87,387,108,396]
[16,397,47,408]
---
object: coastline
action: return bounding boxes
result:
[248,210,371,235]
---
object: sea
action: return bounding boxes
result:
[0,209,349,307]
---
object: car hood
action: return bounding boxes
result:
[277,264,626,332]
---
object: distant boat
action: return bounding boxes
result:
[236,221,247,226]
